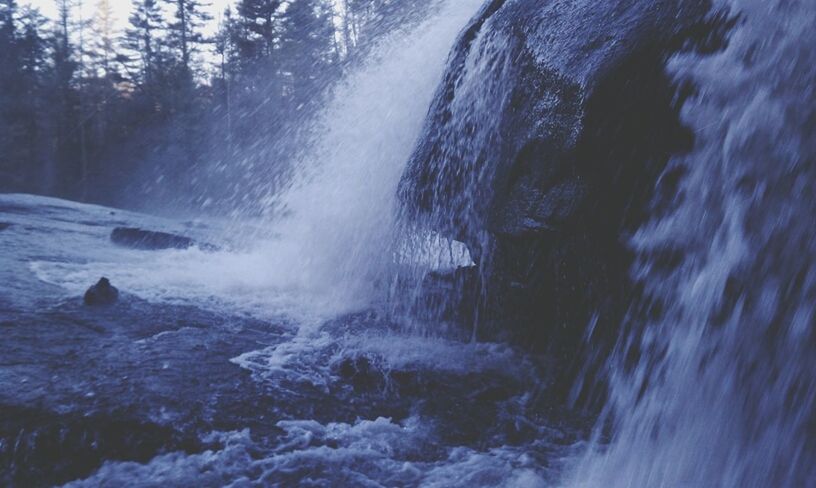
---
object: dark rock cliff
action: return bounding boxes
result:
[398,0,730,402]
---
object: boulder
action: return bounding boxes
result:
[83,278,119,306]
[111,227,202,251]
[397,0,729,399]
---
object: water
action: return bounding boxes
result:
[249,0,488,315]
[83,0,813,485]
[397,15,515,253]
[2,1,587,485]
[28,0,486,322]
[4,0,815,485]
[568,0,816,486]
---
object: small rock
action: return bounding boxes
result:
[84,278,119,306]
[0,222,11,231]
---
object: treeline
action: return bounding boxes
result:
[0,0,430,211]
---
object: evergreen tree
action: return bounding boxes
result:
[0,1,54,192]
[16,6,50,191]
[124,0,164,88]
[342,0,434,56]
[48,0,81,195]
[78,0,123,197]
[279,0,337,102]
[0,0,16,59]
[162,0,211,76]
[91,0,115,77]
[235,0,281,61]
[0,0,22,185]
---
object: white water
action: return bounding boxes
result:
[28,0,485,323]
[568,0,816,486]
[65,416,555,488]
[245,0,487,314]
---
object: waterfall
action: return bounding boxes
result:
[129,0,489,320]
[5,0,815,485]
[23,0,488,323]
[251,0,486,312]
[569,0,816,486]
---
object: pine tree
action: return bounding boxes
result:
[47,0,81,195]
[124,0,164,87]
[17,6,47,76]
[162,0,211,76]
[213,7,231,80]
[0,0,16,55]
[17,6,49,191]
[91,0,115,77]
[235,0,281,61]
[279,0,337,102]
[0,2,52,192]
[0,0,21,186]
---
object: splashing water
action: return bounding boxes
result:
[251,0,487,312]
[28,0,487,323]
[568,0,816,486]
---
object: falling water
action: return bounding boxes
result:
[568,0,816,486]
[235,0,487,315]
[43,0,492,321]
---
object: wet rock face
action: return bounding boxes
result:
[398,0,724,393]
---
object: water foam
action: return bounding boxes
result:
[64,418,556,488]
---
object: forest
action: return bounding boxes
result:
[0,0,426,212]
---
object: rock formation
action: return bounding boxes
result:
[398,0,730,400]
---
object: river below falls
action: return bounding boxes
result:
[0,194,589,487]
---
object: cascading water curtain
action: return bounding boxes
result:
[569,1,816,487]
